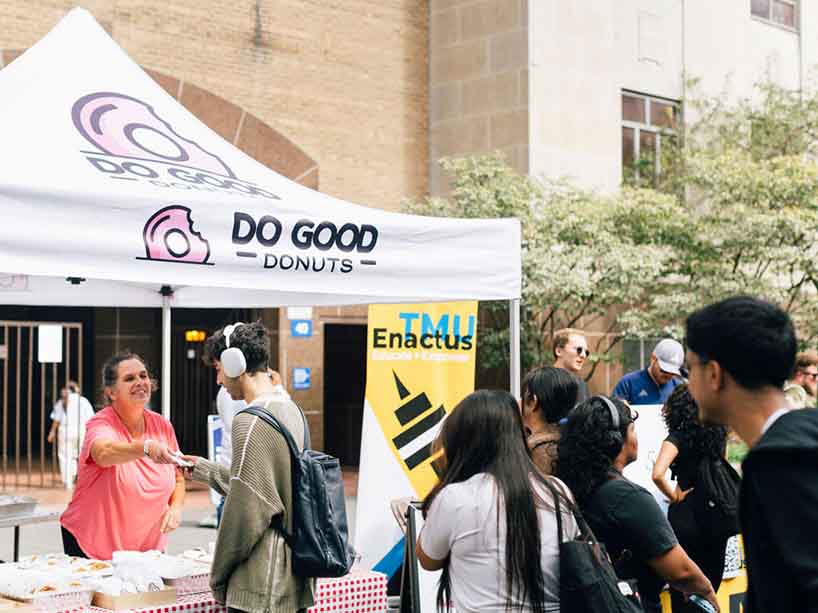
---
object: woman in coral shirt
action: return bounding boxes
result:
[60,352,185,560]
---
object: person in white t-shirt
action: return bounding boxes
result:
[204,329,290,525]
[416,389,578,613]
[48,381,95,489]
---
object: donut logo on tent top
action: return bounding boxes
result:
[137,205,213,266]
[72,92,236,178]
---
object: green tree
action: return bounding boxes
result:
[410,79,818,384]
[405,156,679,381]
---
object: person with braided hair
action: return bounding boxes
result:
[652,384,729,612]
[557,396,718,613]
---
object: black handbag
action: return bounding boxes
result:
[542,478,644,613]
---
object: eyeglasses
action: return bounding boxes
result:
[574,346,590,357]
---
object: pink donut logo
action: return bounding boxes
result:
[71,92,235,178]
[138,205,213,265]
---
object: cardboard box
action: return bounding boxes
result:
[92,587,177,611]
[0,597,35,613]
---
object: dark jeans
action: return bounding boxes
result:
[217,495,225,527]
[61,526,88,558]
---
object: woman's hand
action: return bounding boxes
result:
[160,506,182,533]
[696,589,720,612]
[145,440,178,464]
[47,431,56,444]
[674,486,694,503]
[390,497,413,532]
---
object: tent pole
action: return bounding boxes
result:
[161,292,171,421]
[509,298,521,397]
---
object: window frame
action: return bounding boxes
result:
[621,91,680,184]
[751,0,799,32]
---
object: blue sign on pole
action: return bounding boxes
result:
[291,319,313,338]
[293,367,311,390]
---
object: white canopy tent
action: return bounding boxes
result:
[0,9,522,413]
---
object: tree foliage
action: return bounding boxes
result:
[407,79,818,380]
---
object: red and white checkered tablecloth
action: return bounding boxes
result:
[84,571,387,613]
[89,593,226,613]
[308,571,388,613]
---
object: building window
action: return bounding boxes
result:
[621,92,680,187]
[752,0,798,30]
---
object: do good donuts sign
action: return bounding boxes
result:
[71,91,280,200]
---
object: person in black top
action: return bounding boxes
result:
[652,384,729,612]
[686,296,818,612]
[557,395,719,613]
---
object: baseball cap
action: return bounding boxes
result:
[654,339,686,376]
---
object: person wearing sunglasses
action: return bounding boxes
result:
[551,328,591,402]
[783,351,818,409]
[613,339,685,406]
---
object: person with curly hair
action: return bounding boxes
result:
[520,366,581,475]
[416,390,578,613]
[557,396,719,613]
[182,322,314,613]
[652,384,729,612]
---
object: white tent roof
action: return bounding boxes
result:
[0,9,520,308]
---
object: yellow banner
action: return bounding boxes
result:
[365,301,478,499]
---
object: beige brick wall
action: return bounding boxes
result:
[1,1,429,455]
[278,305,368,451]
[0,0,429,211]
[430,0,529,195]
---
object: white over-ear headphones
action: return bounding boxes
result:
[220,322,246,378]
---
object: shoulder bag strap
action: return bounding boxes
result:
[237,406,300,459]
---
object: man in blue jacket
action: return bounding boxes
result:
[613,339,684,405]
[685,296,818,613]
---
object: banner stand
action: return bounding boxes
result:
[400,505,422,613]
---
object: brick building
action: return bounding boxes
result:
[2,0,813,475]
[0,0,429,470]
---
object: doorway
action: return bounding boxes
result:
[323,324,367,467]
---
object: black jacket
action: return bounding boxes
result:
[740,409,818,613]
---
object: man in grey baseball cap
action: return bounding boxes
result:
[613,339,686,405]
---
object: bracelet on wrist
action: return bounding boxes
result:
[143,438,154,457]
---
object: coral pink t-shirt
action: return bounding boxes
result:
[60,407,180,560]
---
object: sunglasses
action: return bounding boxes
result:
[574,346,590,357]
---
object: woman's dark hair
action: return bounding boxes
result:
[203,321,269,373]
[521,366,580,424]
[101,351,157,403]
[556,396,633,507]
[424,390,553,613]
[663,384,727,458]
[686,295,796,389]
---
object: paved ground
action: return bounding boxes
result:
[0,470,359,561]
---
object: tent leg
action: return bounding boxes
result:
[509,298,521,397]
[161,296,171,421]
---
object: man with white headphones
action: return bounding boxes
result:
[201,323,289,526]
[186,321,314,611]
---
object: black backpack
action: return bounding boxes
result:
[542,479,644,613]
[239,405,355,578]
[690,455,741,541]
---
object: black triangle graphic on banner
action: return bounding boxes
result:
[393,371,411,400]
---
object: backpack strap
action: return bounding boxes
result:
[239,405,300,458]
[237,405,304,546]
